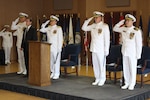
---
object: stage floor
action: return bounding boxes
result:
[0,73,150,100]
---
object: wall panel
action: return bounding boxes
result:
[0,0,44,61]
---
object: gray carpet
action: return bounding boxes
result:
[0,73,150,100]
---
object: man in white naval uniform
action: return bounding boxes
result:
[40,15,63,79]
[0,25,13,64]
[113,14,142,90]
[11,12,28,75]
[82,11,110,86]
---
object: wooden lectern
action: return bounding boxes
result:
[28,41,51,86]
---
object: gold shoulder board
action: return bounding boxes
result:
[134,27,139,31]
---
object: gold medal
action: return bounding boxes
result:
[53,30,57,34]
[98,29,102,34]
[130,33,135,39]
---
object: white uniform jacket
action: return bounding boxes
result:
[113,20,142,59]
[0,31,13,48]
[40,25,63,52]
[11,21,26,48]
[82,17,110,55]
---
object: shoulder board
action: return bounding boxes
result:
[134,27,139,31]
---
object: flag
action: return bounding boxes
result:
[75,17,80,33]
[68,15,74,44]
[109,12,115,45]
[62,14,67,45]
[147,17,150,46]
[120,13,124,20]
[139,15,143,31]
[65,14,69,44]
[75,16,81,44]
[36,16,40,41]
[84,31,88,52]
[118,13,124,44]
[84,31,89,66]
[148,17,150,37]
[62,14,66,33]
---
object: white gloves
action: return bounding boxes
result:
[82,17,94,31]
[116,20,125,27]
[13,17,19,24]
[11,17,19,30]
[86,17,94,22]
[41,20,50,28]
[40,20,50,33]
[1,28,6,32]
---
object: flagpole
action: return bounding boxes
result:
[36,15,40,41]
[68,14,74,44]
[119,12,124,45]
[110,12,115,44]
[147,16,150,47]
[84,31,88,72]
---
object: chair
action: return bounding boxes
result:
[106,45,123,84]
[60,44,81,76]
[137,46,150,88]
[0,49,5,65]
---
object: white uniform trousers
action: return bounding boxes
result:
[17,48,26,72]
[3,47,11,63]
[92,52,106,83]
[50,51,61,77]
[123,56,137,87]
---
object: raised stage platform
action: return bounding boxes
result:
[0,73,150,100]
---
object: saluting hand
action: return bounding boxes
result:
[14,17,19,24]
[118,20,125,26]
[87,17,94,22]
[41,20,50,28]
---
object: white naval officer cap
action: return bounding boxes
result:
[50,15,59,21]
[125,14,136,22]
[93,11,104,17]
[19,12,28,17]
